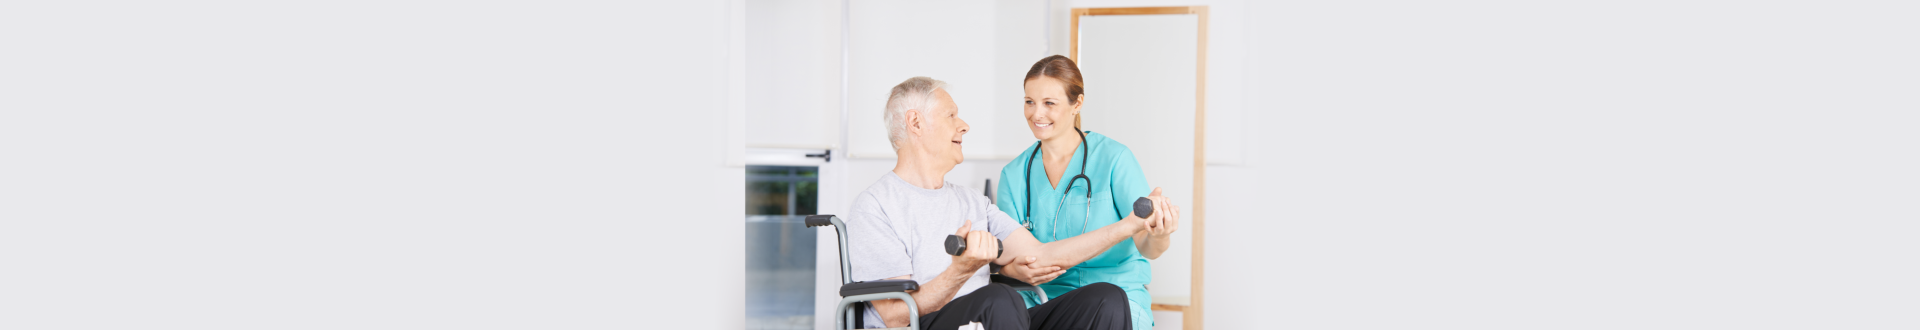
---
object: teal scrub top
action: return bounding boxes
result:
[996,131,1155,329]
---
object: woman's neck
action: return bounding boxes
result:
[1039,129,1083,162]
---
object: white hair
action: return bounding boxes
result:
[883,76,949,150]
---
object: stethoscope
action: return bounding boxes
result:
[1022,128,1092,241]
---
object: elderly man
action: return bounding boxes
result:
[844,76,1170,329]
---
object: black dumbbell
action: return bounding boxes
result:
[944,234,1003,258]
[1134,197,1155,218]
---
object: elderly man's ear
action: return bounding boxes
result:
[903,109,923,137]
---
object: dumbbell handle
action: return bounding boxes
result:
[1133,197,1155,218]
[944,235,1002,258]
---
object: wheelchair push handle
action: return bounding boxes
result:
[944,234,1002,258]
[804,215,838,228]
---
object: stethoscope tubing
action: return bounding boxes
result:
[1050,176,1092,240]
[1024,128,1092,242]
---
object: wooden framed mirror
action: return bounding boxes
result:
[1071,6,1207,330]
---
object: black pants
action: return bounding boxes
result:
[918,282,1132,330]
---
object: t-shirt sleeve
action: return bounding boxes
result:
[843,194,913,282]
[981,195,1024,241]
[994,168,1022,223]
[1108,148,1154,218]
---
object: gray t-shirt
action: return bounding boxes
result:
[846,172,1022,328]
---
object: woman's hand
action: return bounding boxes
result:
[1143,188,1180,239]
[1134,188,1180,259]
[1001,256,1066,285]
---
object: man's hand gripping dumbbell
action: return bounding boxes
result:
[944,219,1000,273]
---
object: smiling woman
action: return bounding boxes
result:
[996,53,1188,330]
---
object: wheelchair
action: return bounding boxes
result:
[806,215,1048,330]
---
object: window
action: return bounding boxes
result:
[745,166,817,330]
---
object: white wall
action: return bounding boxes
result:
[845,0,1001,159]
[4,1,745,328]
[745,0,842,150]
[1205,0,1918,329]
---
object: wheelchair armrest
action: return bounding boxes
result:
[839,279,919,297]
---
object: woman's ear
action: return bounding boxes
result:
[1071,95,1085,128]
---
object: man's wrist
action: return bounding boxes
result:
[950,259,983,273]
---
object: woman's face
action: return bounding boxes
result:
[1023,77,1082,141]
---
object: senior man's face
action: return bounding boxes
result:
[921,89,970,165]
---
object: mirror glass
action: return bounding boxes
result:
[1076,13,1200,303]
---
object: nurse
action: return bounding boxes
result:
[996,55,1182,330]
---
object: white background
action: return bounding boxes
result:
[4,1,1917,330]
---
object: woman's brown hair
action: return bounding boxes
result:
[1023,55,1086,128]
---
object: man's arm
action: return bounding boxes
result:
[1000,188,1184,276]
[868,220,1000,328]
[997,212,1145,269]
[865,264,976,327]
